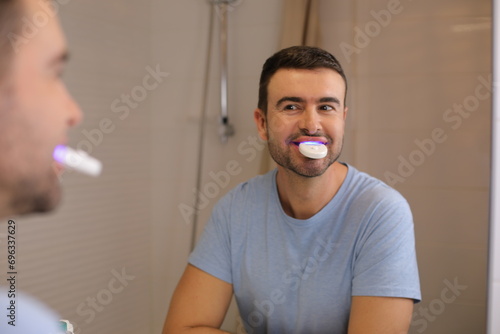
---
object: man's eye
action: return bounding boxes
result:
[319,105,334,111]
[284,105,299,111]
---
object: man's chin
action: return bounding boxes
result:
[291,165,330,178]
[32,185,62,214]
[289,155,337,178]
[10,178,62,215]
[274,158,331,178]
[268,141,340,178]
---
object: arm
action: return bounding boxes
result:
[162,264,234,334]
[347,296,413,334]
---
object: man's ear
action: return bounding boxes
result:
[343,106,348,120]
[253,108,268,141]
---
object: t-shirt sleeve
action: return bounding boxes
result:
[351,197,421,302]
[188,196,233,284]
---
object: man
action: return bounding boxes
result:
[163,46,420,334]
[0,0,82,332]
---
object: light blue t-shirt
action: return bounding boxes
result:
[189,164,421,334]
[0,287,64,334]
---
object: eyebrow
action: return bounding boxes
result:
[276,96,304,107]
[275,96,341,108]
[318,97,341,105]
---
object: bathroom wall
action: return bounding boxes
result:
[149,0,285,332]
[319,0,491,333]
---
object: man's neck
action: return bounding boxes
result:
[275,162,348,220]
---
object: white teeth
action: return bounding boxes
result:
[298,142,327,159]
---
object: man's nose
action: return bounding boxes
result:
[66,94,83,128]
[298,107,321,135]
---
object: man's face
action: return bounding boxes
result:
[254,68,347,178]
[0,0,82,216]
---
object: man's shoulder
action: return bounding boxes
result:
[220,169,275,203]
[346,164,408,206]
[343,165,413,233]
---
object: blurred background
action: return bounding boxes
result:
[0,0,493,333]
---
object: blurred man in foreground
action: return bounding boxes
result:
[0,0,82,332]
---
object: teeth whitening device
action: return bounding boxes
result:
[53,145,102,177]
[298,141,328,159]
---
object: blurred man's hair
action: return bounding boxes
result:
[0,0,22,79]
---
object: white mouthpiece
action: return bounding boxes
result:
[298,142,327,159]
[53,145,102,177]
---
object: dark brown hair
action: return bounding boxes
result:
[0,0,22,79]
[258,46,348,112]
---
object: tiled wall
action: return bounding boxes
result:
[320,0,492,333]
[150,0,284,332]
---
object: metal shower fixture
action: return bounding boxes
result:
[209,0,237,143]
